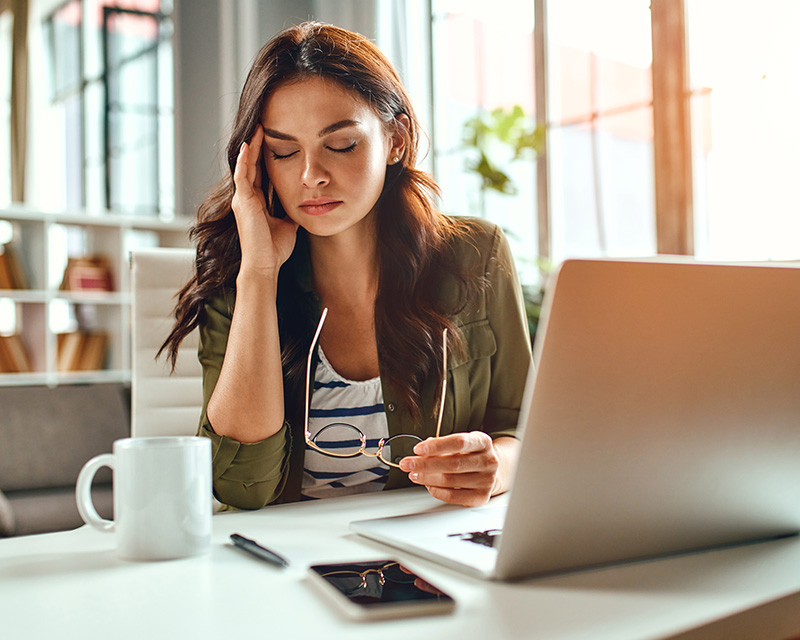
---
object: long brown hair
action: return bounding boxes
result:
[160,22,483,423]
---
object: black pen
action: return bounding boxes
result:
[230,533,290,568]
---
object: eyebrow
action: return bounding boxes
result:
[262,119,360,142]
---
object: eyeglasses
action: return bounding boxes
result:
[319,561,417,595]
[304,307,447,469]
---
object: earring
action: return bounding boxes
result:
[393,156,400,164]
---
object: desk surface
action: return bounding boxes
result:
[2,488,800,640]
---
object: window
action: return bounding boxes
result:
[546,0,655,262]
[430,0,800,270]
[431,0,539,283]
[431,0,655,277]
[686,0,800,261]
[43,0,174,216]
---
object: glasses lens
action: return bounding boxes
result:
[378,434,423,467]
[381,563,417,584]
[312,423,366,457]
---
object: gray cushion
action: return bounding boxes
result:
[0,383,130,491]
[5,485,113,537]
[0,489,14,536]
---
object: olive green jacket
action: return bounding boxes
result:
[197,217,532,509]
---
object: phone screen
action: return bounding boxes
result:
[309,559,455,610]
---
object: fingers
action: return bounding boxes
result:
[402,455,498,488]
[250,126,264,190]
[233,126,264,201]
[399,431,500,507]
[400,433,497,477]
[233,144,254,202]
[413,431,493,457]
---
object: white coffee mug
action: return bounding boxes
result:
[76,436,212,561]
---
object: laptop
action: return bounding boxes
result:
[351,258,800,581]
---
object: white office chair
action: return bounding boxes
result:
[130,248,203,437]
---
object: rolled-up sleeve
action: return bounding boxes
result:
[196,291,291,509]
[199,422,291,509]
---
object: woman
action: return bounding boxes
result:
[161,22,532,510]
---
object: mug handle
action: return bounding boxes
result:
[75,453,115,532]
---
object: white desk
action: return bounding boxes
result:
[2,488,800,640]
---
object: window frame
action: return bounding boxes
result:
[430,0,695,260]
[651,0,693,255]
[42,0,172,215]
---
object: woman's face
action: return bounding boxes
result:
[260,76,401,240]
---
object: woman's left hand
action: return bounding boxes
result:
[399,434,519,507]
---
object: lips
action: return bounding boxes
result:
[299,199,343,216]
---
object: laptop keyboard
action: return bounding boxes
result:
[447,528,502,548]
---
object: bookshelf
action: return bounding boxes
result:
[0,206,192,387]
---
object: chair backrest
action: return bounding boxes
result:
[130,248,202,437]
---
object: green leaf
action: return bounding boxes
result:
[461,105,545,196]
[513,124,546,159]
[469,152,517,195]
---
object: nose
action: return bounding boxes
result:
[301,154,330,188]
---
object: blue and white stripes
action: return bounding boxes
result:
[301,348,390,500]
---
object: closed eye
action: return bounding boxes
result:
[271,150,298,160]
[329,142,356,154]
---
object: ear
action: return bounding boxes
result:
[387,114,411,165]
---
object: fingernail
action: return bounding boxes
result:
[413,442,427,455]
[401,458,415,471]
[410,472,419,482]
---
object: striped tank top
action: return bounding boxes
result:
[301,347,390,500]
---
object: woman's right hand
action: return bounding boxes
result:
[231,125,299,279]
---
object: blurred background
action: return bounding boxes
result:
[1,0,799,380]
[4,0,800,269]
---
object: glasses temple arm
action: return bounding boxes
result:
[435,328,448,438]
[305,308,329,438]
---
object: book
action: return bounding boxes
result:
[57,331,108,372]
[0,334,33,373]
[2,244,29,289]
[0,336,13,372]
[61,256,114,292]
[57,332,85,372]
[0,253,12,289]
[75,332,108,371]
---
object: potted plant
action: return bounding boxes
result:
[462,105,549,345]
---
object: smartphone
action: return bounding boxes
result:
[307,559,456,621]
